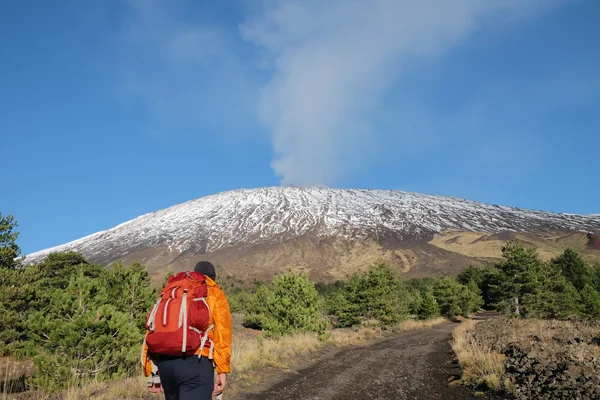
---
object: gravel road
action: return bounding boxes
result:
[237,321,506,400]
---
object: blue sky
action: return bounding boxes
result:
[1,0,599,254]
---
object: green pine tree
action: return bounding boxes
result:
[407,287,423,316]
[551,249,593,291]
[581,284,600,320]
[329,264,410,327]
[457,265,501,309]
[544,275,581,319]
[227,290,253,313]
[25,269,152,390]
[463,279,485,314]
[0,213,21,270]
[417,289,440,319]
[428,276,483,319]
[491,241,548,317]
[104,261,157,328]
[0,267,26,354]
[244,271,327,337]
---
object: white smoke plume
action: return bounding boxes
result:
[240,0,560,185]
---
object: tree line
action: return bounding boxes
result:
[0,213,158,390]
[457,241,600,319]
[228,263,483,337]
[0,251,157,391]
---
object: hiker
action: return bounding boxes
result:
[142,261,232,400]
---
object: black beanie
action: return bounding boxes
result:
[194,261,216,280]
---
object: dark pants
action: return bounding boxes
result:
[156,356,214,400]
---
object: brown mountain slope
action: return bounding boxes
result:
[130,230,600,284]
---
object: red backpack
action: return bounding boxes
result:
[145,271,211,357]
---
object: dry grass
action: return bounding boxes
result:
[395,318,446,332]
[429,230,600,264]
[451,319,506,390]
[2,376,149,400]
[232,330,320,373]
[60,377,149,400]
[1,358,36,400]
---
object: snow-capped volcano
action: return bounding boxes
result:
[25,187,600,279]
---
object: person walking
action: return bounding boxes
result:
[142,261,232,399]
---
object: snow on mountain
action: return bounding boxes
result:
[25,187,600,265]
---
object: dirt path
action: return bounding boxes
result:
[235,321,506,400]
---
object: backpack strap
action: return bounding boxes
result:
[193,297,209,309]
[208,338,215,360]
[147,297,162,332]
[197,323,214,359]
[180,289,189,353]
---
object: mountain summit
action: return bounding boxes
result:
[26,187,600,281]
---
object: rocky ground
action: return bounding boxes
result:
[470,317,600,400]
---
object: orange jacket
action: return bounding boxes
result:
[142,277,232,375]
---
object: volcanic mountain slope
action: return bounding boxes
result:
[25,187,600,282]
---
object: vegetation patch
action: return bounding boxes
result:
[453,240,600,399]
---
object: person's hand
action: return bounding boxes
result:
[213,373,227,395]
[148,382,163,395]
[148,374,163,396]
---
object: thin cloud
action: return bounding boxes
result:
[240,0,563,186]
